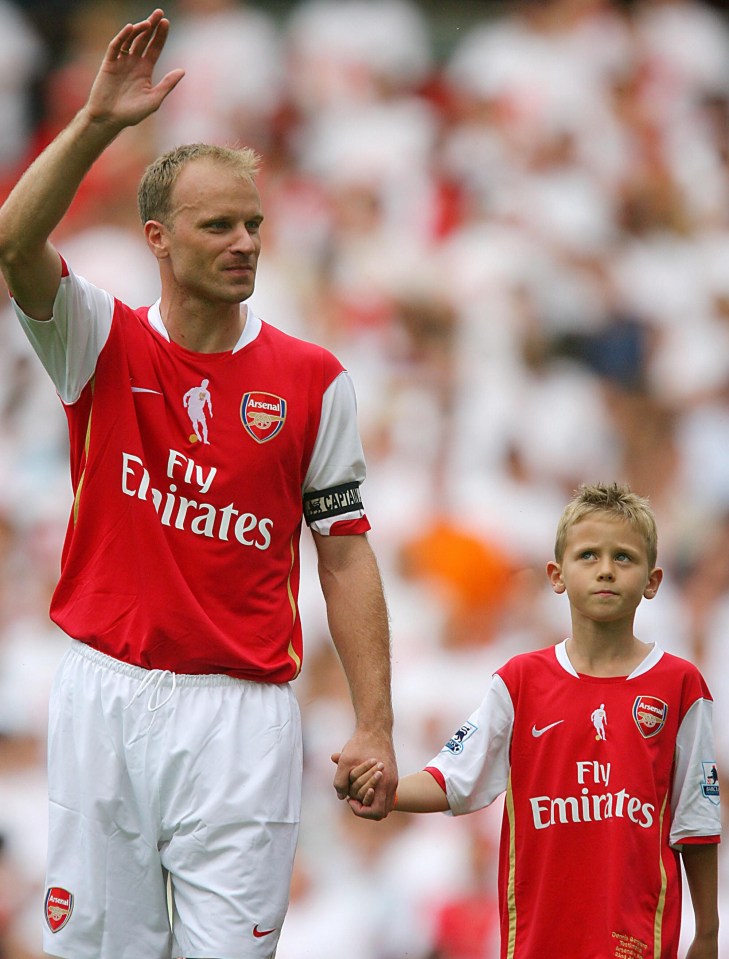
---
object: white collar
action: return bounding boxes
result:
[146,300,262,353]
[555,638,664,679]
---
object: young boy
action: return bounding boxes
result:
[347,483,721,959]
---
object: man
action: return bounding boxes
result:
[0,9,397,959]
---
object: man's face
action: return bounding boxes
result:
[152,158,263,306]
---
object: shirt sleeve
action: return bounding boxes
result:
[12,264,114,405]
[669,697,721,847]
[427,673,514,816]
[303,369,370,536]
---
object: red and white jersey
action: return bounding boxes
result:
[426,641,721,959]
[14,264,371,681]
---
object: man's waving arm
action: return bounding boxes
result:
[0,8,183,319]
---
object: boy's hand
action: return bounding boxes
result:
[348,758,384,806]
[331,753,390,816]
[684,934,718,959]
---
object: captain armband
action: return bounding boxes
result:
[303,482,363,526]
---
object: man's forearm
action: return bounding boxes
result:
[0,108,120,266]
[320,535,393,732]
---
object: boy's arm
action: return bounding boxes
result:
[393,771,450,813]
[681,843,719,959]
[0,8,183,319]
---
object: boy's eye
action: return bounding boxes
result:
[615,552,631,562]
[579,550,595,559]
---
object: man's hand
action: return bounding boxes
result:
[331,731,398,821]
[84,8,184,132]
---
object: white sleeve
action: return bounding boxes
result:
[669,698,721,846]
[428,673,514,816]
[303,370,368,535]
[12,268,114,404]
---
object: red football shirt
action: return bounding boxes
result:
[15,265,370,680]
[427,641,721,959]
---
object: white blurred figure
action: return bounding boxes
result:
[155,0,284,151]
[285,0,432,113]
[446,0,632,149]
[0,0,45,174]
[632,0,729,120]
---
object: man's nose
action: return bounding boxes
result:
[230,226,257,253]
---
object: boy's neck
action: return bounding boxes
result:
[566,629,653,678]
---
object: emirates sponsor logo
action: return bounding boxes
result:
[530,760,655,831]
[120,449,273,550]
[45,886,73,933]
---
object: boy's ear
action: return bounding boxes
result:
[643,566,663,600]
[546,560,565,594]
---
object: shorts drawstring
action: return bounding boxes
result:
[125,669,178,712]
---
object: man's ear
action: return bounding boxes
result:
[643,566,663,600]
[144,220,169,260]
[546,560,565,594]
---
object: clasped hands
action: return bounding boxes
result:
[331,753,391,819]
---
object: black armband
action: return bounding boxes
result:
[303,482,363,526]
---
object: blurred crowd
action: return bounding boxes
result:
[0,0,726,956]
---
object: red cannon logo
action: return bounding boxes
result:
[241,392,287,444]
[45,886,73,933]
[632,696,668,739]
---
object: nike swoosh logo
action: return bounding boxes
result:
[253,925,276,938]
[131,386,163,395]
[531,720,564,738]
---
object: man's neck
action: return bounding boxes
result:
[160,299,247,354]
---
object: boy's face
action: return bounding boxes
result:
[546,515,662,625]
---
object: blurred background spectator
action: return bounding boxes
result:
[0,0,726,956]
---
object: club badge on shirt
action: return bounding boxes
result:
[632,696,667,739]
[241,392,287,443]
[45,886,74,933]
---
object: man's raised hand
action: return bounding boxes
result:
[85,9,184,131]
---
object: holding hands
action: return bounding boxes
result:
[331,752,393,819]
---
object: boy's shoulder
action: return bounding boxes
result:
[496,644,560,680]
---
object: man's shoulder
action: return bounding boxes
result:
[258,318,333,352]
[257,319,345,375]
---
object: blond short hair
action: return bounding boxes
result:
[554,482,658,569]
[137,143,261,225]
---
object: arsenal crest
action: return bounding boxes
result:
[632,696,668,739]
[45,886,73,933]
[241,392,286,444]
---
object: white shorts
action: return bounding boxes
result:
[43,641,302,959]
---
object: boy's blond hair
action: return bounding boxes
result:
[137,143,261,226]
[554,482,658,569]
